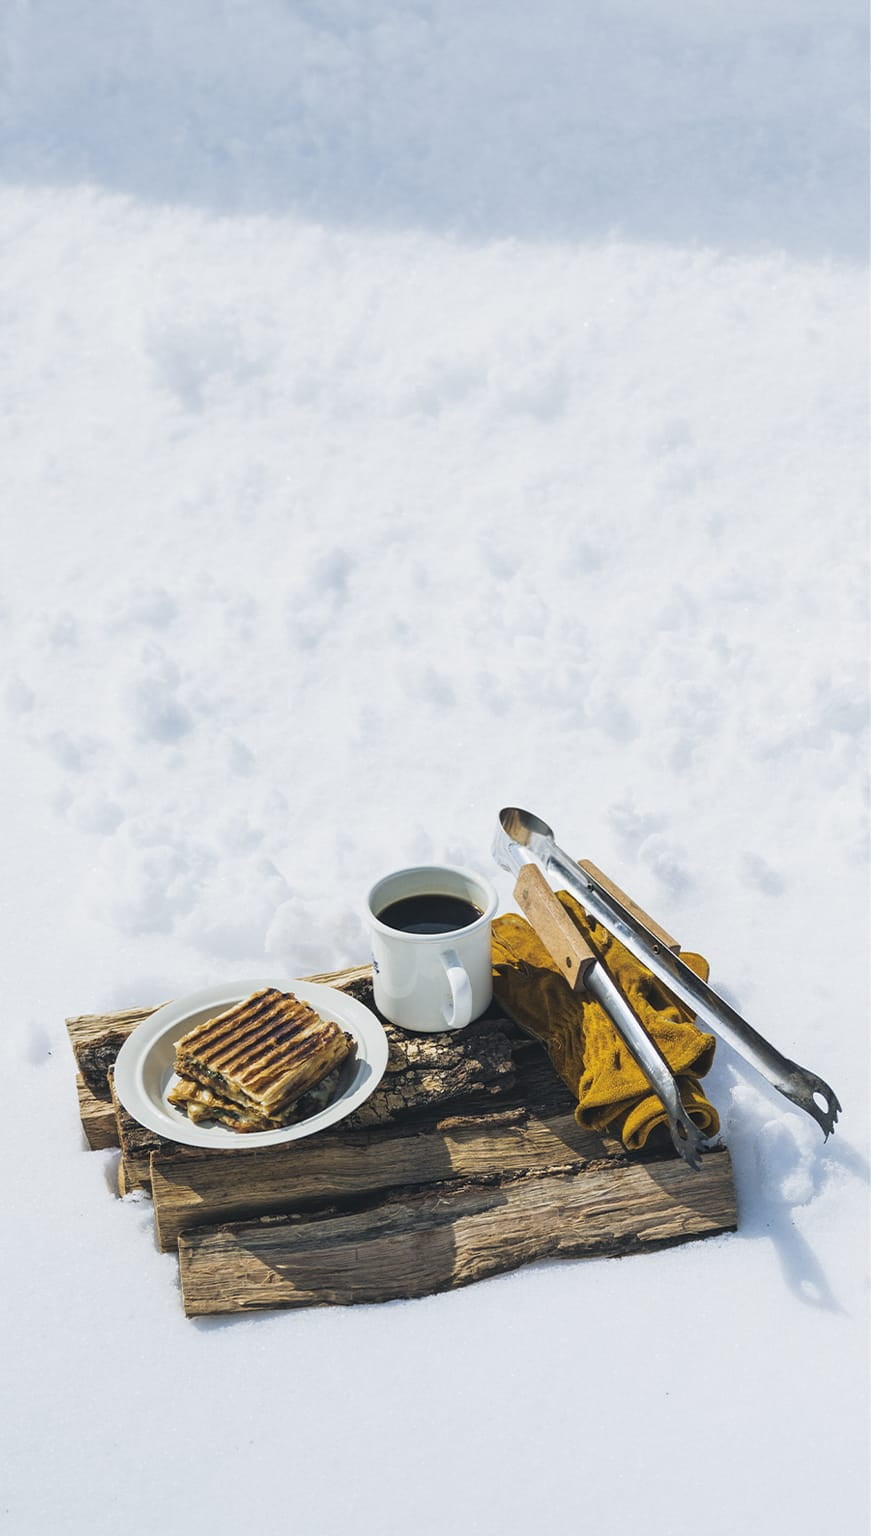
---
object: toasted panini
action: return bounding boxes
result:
[174,987,353,1121]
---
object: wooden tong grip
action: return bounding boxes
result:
[513,864,596,993]
[578,860,681,953]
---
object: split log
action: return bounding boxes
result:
[177,1149,737,1315]
[153,1090,596,1251]
[76,1074,118,1150]
[109,1072,159,1193]
[67,1005,161,1101]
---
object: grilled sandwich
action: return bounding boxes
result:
[171,987,353,1130]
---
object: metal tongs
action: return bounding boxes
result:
[493,807,841,1154]
[494,816,707,1168]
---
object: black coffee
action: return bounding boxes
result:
[377,894,483,935]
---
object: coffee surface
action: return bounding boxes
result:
[377,893,483,935]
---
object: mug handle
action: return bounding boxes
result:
[441,949,473,1030]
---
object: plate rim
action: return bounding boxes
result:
[113,976,388,1150]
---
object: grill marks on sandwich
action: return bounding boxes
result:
[192,995,335,1092]
[172,987,355,1130]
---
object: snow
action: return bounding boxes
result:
[1,1,868,1532]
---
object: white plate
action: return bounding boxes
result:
[113,978,389,1149]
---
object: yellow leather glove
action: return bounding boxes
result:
[492,889,720,1151]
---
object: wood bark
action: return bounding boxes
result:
[108,1072,160,1193]
[67,1005,162,1101]
[343,1009,515,1125]
[177,1149,737,1315]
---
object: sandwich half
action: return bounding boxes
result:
[167,1075,275,1131]
[167,1062,346,1132]
[172,987,353,1129]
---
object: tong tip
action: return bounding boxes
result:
[671,1115,707,1172]
[784,1076,841,1139]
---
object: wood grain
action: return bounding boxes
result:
[177,1149,736,1314]
[76,1073,118,1150]
[579,860,681,952]
[513,863,596,990]
[152,1085,599,1251]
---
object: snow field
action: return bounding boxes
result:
[0,1,867,1532]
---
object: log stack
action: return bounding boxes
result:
[67,966,737,1316]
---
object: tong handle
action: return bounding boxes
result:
[578,860,681,954]
[513,864,596,992]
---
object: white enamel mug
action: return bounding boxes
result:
[366,865,498,1033]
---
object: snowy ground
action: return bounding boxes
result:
[1,3,868,1533]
